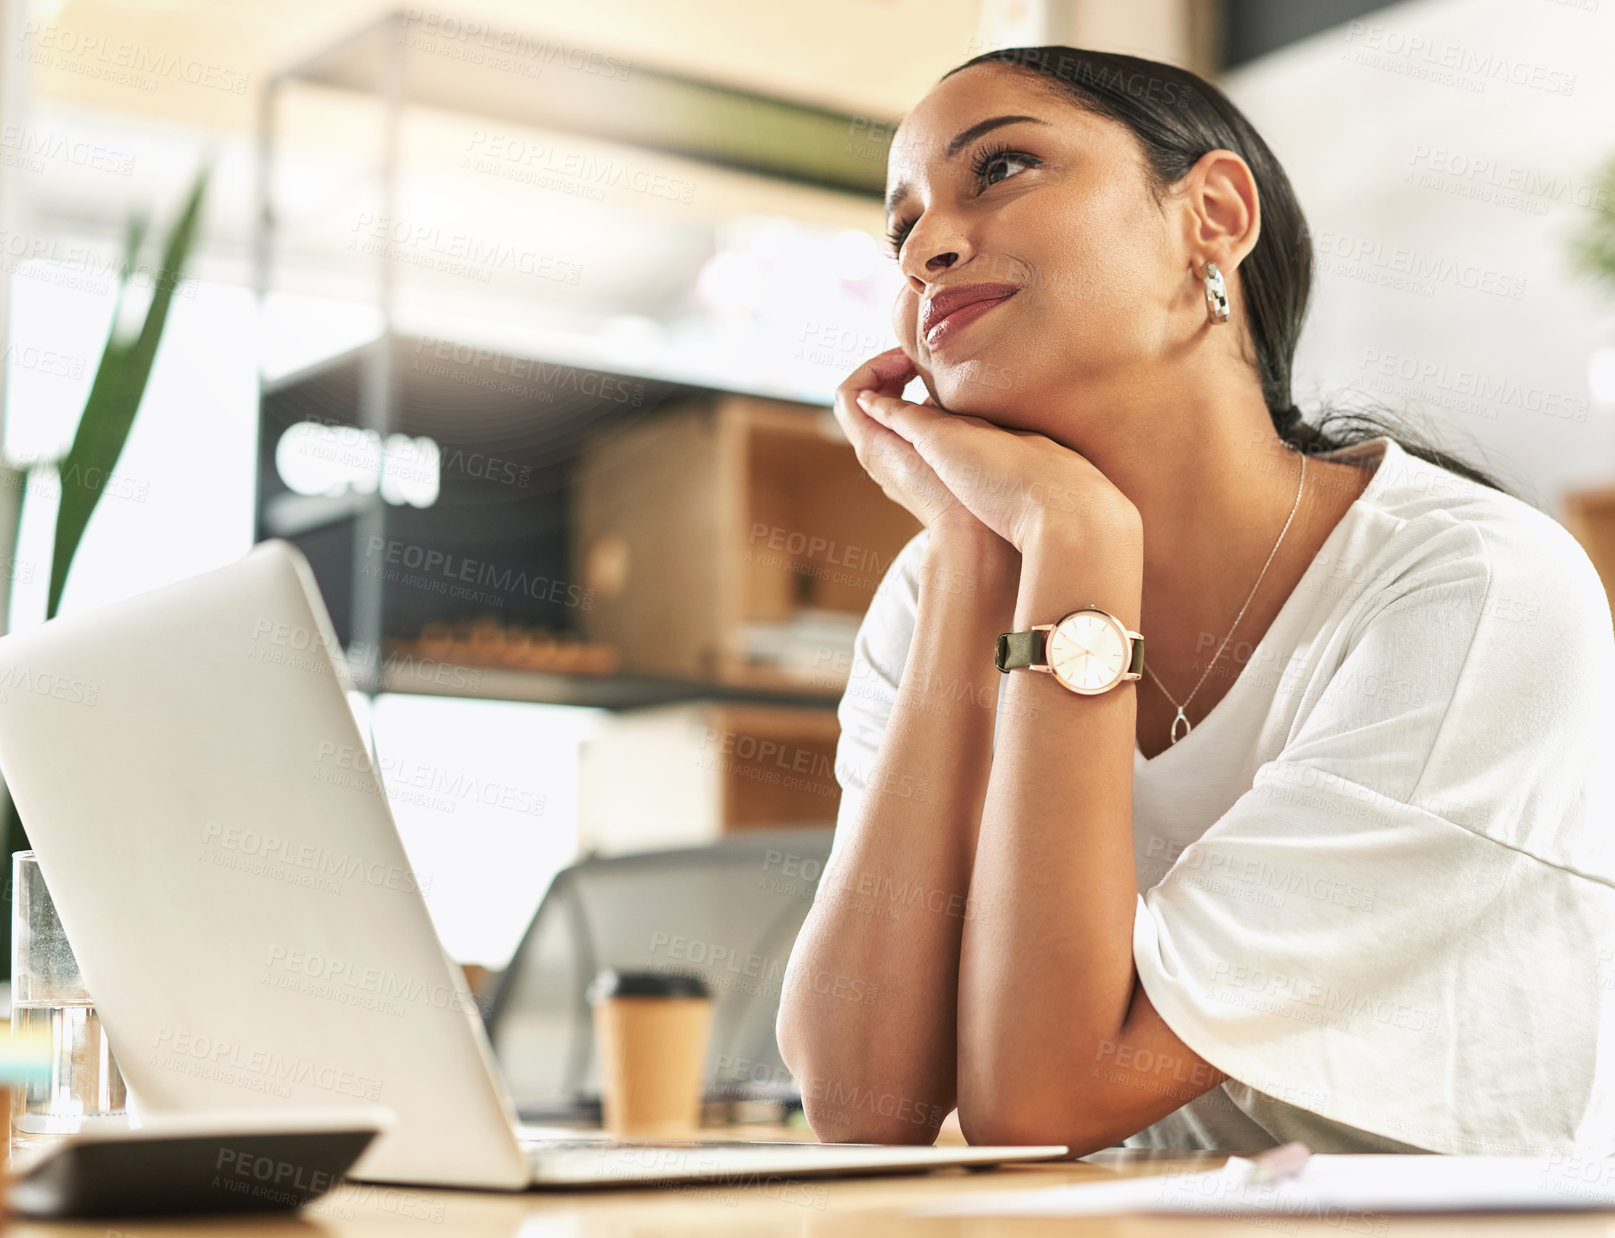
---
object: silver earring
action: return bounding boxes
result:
[1203,262,1230,324]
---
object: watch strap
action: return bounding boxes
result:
[995,626,1147,677]
[994,629,1046,673]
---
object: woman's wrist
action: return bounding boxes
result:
[921,522,1020,612]
[1013,516,1142,630]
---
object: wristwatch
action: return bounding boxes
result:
[995,605,1145,695]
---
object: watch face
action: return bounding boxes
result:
[1046,609,1130,694]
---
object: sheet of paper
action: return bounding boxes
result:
[913,1155,1615,1218]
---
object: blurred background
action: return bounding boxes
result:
[2,0,1615,989]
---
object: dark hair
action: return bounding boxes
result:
[939,46,1519,499]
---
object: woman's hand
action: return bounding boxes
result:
[833,348,1004,546]
[852,384,1140,555]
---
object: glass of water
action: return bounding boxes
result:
[10,850,128,1152]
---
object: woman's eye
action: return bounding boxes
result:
[980,152,1036,186]
[883,147,1040,259]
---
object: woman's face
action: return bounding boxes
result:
[885,65,1194,435]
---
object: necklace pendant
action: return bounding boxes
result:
[1170,709,1190,744]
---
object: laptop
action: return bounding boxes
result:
[0,541,1069,1189]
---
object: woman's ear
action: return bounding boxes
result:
[1183,148,1261,271]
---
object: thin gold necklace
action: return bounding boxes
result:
[1145,448,1307,745]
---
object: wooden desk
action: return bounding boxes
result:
[9,1122,1615,1236]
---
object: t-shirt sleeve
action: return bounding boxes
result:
[825,529,930,873]
[1131,512,1615,1156]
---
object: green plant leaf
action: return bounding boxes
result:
[46,165,210,618]
[1568,151,1615,297]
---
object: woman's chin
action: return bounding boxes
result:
[932,358,1027,415]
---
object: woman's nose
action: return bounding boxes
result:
[901,232,965,288]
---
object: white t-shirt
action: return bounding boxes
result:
[825,434,1615,1156]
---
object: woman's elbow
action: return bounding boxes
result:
[800,1094,947,1146]
[957,1092,1113,1155]
[778,1030,945,1145]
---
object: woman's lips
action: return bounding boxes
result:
[924,289,1019,353]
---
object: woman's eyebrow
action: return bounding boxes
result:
[884,114,1053,218]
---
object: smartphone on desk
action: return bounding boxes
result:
[7,1106,393,1219]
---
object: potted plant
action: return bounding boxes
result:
[0,166,209,972]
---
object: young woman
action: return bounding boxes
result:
[775,46,1615,1158]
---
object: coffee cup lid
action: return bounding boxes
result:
[586,968,709,1002]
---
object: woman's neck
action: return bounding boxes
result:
[1068,412,1378,738]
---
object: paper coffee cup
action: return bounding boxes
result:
[586,969,712,1139]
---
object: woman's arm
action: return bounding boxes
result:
[776,523,1018,1144]
[835,379,1227,1152]
[956,514,1227,1153]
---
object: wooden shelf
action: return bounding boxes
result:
[271,9,892,199]
[579,702,844,850]
[378,660,839,710]
[1563,487,1615,625]
[256,9,903,721]
[574,392,922,693]
[258,337,900,711]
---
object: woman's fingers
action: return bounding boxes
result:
[835,349,915,419]
[855,388,963,455]
[834,348,919,464]
[828,349,979,530]
[861,345,918,388]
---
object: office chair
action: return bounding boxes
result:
[483,826,834,1121]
